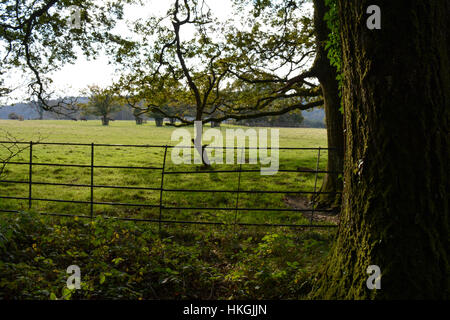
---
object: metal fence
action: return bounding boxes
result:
[0,141,341,230]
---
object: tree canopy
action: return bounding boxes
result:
[110,0,323,126]
[80,85,121,125]
[0,0,128,114]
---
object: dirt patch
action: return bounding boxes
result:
[283,195,340,224]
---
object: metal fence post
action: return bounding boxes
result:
[28,141,33,209]
[90,143,94,219]
[233,148,244,233]
[310,147,321,224]
[159,145,168,233]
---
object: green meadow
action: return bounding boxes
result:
[0,120,331,227]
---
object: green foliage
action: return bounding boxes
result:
[0,120,335,299]
[110,0,320,125]
[0,212,334,299]
[324,0,341,73]
[0,0,129,107]
[238,110,304,127]
[79,85,122,122]
[324,0,343,113]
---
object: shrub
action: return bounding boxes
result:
[8,112,22,120]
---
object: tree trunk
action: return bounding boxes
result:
[101,116,109,126]
[211,120,220,128]
[135,117,143,125]
[311,0,449,299]
[318,74,344,208]
[312,0,344,208]
[154,118,163,127]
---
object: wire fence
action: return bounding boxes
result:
[0,141,341,230]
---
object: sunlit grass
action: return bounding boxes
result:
[0,120,329,226]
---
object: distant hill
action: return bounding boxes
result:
[302,108,325,122]
[0,103,38,119]
[0,98,89,120]
[0,97,126,120]
[301,108,326,128]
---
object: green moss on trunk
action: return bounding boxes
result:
[311,0,450,299]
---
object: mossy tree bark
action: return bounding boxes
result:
[312,0,344,208]
[311,0,449,299]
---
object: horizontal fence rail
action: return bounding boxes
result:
[0,141,341,229]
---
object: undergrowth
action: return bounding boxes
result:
[0,212,334,300]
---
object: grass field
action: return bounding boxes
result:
[0,120,331,227]
[0,120,336,299]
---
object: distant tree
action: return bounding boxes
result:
[149,110,164,127]
[80,86,122,126]
[8,112,20,120]
[109,0,322,167]
[238,111,304,127]
[30,100,45,120]
[113,73,188,127]
[133,108,144,125]
[111,0,322,129]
